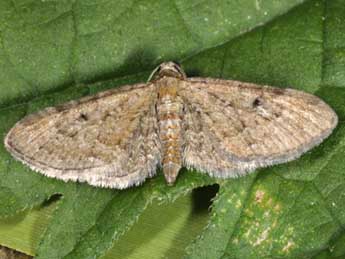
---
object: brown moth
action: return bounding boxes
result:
[4,62,338,189]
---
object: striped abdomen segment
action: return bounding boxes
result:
[157,82,183,184]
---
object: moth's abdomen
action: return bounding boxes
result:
[157,82,183,185]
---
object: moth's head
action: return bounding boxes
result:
[148,62,187,82]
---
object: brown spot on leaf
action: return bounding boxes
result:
[255,190,265,203]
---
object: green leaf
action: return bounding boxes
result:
[1,0,345,258]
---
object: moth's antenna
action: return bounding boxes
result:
[147,64,161,82]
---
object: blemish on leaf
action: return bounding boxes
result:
[244,228,252,238]
[274,204,281,212]
[255,0,261,10]
[253,227,271,246]
[244,208,254,217]
[235,200,242,208]
[255,190,265,203]
[282,240,295,253]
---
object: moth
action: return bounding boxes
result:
[4,62,338,189]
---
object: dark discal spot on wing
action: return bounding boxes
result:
[252,97,262,108]
[79,113,89,121]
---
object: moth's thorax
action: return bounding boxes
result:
[156,77,184,184]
